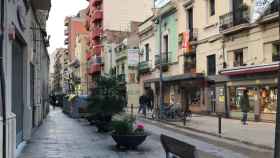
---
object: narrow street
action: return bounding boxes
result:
[18,109,273,158]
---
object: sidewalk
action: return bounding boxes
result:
[140,113,275,149]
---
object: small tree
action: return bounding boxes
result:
[87,75,126,131]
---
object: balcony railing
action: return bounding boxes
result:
[189,28,198,41]
[117,74,126,82]
[264,1,279,16]
[93,0,102,6]
[138,61,151,73]
[64,29,69,36]
[93,45,102,56]
[93,10,103,22]
[219,6,250,32]
[155,52,172,66]
[184,54,196,73]
[88,64,101,74]
[64,39,69,45]
[92,27,103,39]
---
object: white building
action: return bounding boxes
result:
[0,0,51,157]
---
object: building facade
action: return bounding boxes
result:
[0,0,51,157]
[138,0,279,122]
[85,0,153,79]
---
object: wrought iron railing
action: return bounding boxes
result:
[155,52,172,66]
[219,6,250,31]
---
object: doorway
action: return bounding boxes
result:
[12,38,25,146]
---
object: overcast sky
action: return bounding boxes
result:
[47,0,88,55]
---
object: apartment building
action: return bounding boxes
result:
[85,0,153,78]
[139,0,279,122]
[74,33,92,95]
[64,10,88,61]
[0,0,51,157]
[52,48,70,94]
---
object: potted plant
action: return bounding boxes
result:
[87,75,126,132]
[111,115,148,150]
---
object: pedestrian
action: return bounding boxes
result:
[138,95,145,114]
[240,89,250,125]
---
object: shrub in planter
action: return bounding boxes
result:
[111,116,148,149]
[87,75,126,132]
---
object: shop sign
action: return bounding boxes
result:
[127,49,139,67]
[154,0,170,8]
[219,96,225,103]
[251,0,275,23]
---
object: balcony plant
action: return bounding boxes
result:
[87,75,126,132]
[111,115,148,150]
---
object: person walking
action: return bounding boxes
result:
[240,89,250,125]
[138,95,145,114]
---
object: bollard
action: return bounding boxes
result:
[218,114,222,136]
[131,104,133,117]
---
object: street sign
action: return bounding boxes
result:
[251,0,275,23]
[127,49,139,67]
[154,0,170,8]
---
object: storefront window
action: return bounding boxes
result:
[229,87,255,112]
[260,86,277,114]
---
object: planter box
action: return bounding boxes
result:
[112,134,148,149]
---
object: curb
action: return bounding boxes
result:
[139,116,273,151]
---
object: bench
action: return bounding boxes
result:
[160,134,198,158]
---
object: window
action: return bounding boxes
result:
[145,43,149,61]
[234,49,244,67]
[207,54,216,76]
[209,0,215,16]
[272,43,280,62]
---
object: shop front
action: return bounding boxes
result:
[221,63,278,122]
[145,73,208,113]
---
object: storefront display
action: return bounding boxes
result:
[260,86,277,114]
[229,86,256,112]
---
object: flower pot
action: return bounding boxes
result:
[111,134,148,149]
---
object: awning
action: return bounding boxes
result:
[144,73,205,83]
[220,62,279,76]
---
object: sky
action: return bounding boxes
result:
[47,0,88,55]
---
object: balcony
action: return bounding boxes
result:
[184,54,196,73]
[64,17,70,26]
[219,6,250,34]
[155,52,171,71]
[189,28,198,41]
[93,10,103,22]
[261,1,279,23]
[92,27,103,39]
[88,64,101,74]
[31,0,51,10]
[64,29,69,36]
[93,45,103,56]
[264,1,279,15]
[86,52,92,61]
[64,38,69,45]
[117,74,126,83]
[93,0,102,6]
[138,61,151,74]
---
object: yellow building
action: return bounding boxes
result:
[139,0,279,121]
[74,33,91,95]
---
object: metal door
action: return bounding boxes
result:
[12,39,24,146]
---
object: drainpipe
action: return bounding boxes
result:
[0,0,7,157]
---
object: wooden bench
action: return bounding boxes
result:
[160,134,198,158]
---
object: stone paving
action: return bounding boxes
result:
[142,112,275,149]
[19,109,273,158]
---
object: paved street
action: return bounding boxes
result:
[142,112,275,149]
[19,109,273,158]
